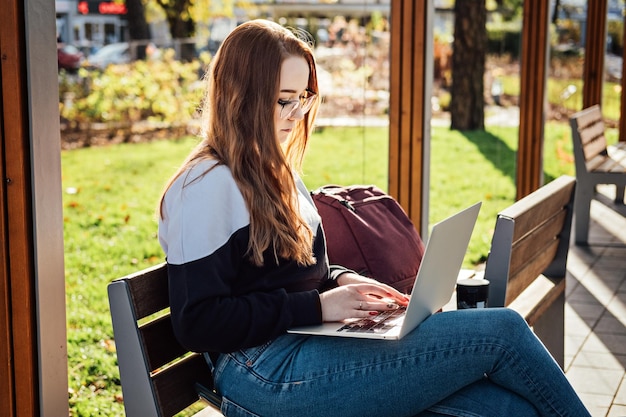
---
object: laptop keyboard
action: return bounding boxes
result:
[337,307,407,334]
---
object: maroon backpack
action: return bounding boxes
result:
[311,185,425,294]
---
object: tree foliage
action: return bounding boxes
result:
[146,0,236,39]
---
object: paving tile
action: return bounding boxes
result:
[608,404,626,417]
[567,273,584,297]
[565,334,587,362]
[569,350,625,370]
[591,271,626,287]
[601,246,626,257]
[566,365,623,396]
[567,301,606,322]
[591,266,626,281]
[595,313,626,335]
[569,248,605,268]
[614,374,626,405]
[582,333,626,356]
[566,304,594,336]
[606,297,626,334]
[569,283,615,306]
[576,392,612,417]
[609,291,626,304]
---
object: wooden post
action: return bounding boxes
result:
[389,0,433,236]
[582,1,607,110]
[1,0,68,413]
[517,1,550,199]
[0,0,38,413]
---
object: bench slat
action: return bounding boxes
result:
[578,116,603,138]
[140,314,188,372]
[508,210,566,278]
[152,353,216,417]
[507,275,565,327]
[573,105,603,130]
[592,154,626,172]
[499,179,574,243]
[126,262,169,319]
[505,238,559,304]
[585,153,608,172]
[578,118,604,144]
[580,127,606,155]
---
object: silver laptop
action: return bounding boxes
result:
[288,201,481,340]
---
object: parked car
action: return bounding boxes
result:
[85,42,130,69]
[57,44,84,73]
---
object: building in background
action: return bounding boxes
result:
[56,0,128,51]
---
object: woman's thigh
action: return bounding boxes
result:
[214,308,545,417]
[215,309,576,417]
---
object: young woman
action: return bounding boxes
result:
[158,19,590,417]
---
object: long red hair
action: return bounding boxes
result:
[160,19,320,267]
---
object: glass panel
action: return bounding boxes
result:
[430,1,522,265]
[545,0,583,185]
[299,11,391,189]
[603,1,623,140]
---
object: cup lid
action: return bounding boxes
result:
[457,278,489,286]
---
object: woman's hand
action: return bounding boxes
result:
[319,273,410,322]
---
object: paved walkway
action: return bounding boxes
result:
[564,185,626,417]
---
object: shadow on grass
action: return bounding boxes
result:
[459,130,517,181]
[459,129,562,185]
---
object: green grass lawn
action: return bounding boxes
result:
[63,121,590,416]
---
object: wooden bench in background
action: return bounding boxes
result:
[108,176,576,415]
[569,104,626,245]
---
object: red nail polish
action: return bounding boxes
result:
[369,311,379,316]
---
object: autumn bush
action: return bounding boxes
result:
[59,49,207,128]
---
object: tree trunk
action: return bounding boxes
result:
[126,0,151,40]
[162,0,196,61]
[125,0,151,59]
[450,0,487,130]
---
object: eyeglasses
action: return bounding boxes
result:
[277,89,317,119]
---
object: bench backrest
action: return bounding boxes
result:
[108,263,220,417]
[484,175,576,318]
[570,104,609,173]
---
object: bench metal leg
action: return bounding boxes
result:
[616,185,625,204]
[574,185,593,245]
[532,292,565,370]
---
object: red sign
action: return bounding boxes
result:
[99,2,127,14]
[77,1,127,15]
[77,1,89,14]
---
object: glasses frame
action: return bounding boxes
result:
[277,89,317,119]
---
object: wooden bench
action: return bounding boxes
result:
[482,175,576,368]
[569,104,626,245]
[108,264,223,416]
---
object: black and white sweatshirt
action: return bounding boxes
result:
[159,159,347,353]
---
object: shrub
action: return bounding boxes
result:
[59,49,206,128]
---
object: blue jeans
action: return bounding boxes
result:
[212,308,590,417]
